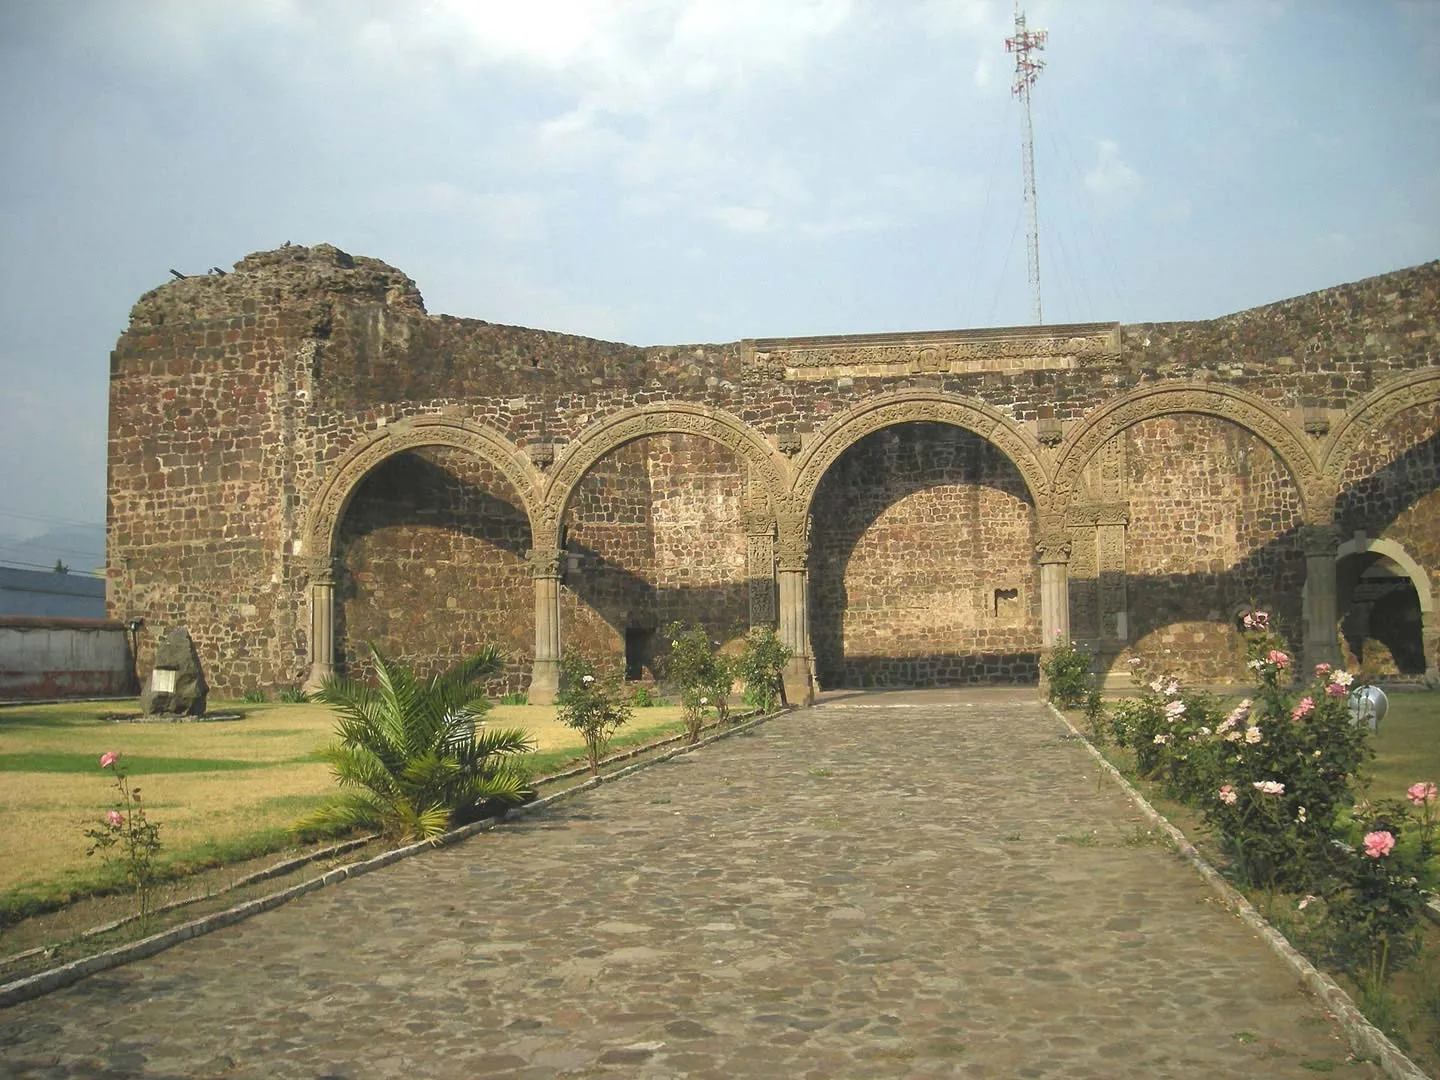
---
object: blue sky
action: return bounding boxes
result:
[1,0,1437,570]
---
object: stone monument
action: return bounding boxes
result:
[140,626,209,716]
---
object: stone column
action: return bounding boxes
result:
[303,557,336,693]
[528,547,563,704]
[1422,611,1440,690]
[1302,524,1343,672]
[776,511,813,706]
[1036,531,1072,650]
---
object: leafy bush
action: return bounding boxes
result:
[628,684,656,708]
[734,626,792,713]
[661,622,731,742]
[500,691,528,706]
[556,652,632,775]
[1042,636,1095,709]
[278,685,310,704]
[295,646,534,842]
[241,687,266,705]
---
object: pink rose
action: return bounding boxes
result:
[1291,697,1314,722]
[1314,663,1332,678]
[106,809,124,827]
[99,751,119,769]
[1267,650,1290,669]
[1252,780,1285,795]
[1363,831,1395,859]
[1407,782,1438,806]
[1218,785,1238,805]
[1325,683,1347,697]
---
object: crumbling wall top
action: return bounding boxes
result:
[126,242,426,330]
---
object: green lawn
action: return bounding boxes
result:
[1363,692,1440,800]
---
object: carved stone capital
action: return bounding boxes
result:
[528,548,562,579]
[776,549,809,573]
[1035,532,1073,565]
[306,557,336,587]
[1300,523,1341,558]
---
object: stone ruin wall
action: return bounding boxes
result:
[106,244,1440,696]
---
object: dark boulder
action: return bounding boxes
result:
[140,627,209,716]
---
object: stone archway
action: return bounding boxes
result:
[1054,383,1340,669]
[1320,368,1440,506]
[526,404,792,702]
[301,417,542,689]
[1333,536,1436,680]
[789,391,1057,689]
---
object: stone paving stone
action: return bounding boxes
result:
[0,691,1382,1078]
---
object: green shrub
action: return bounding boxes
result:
[556,653,632,775]
[277,685,310,704]
[661,622,731,742]
[628,684,656,708]
[500,691,528,706]
[1042,637,1094,709]
[241,688,266,704]
[734,626,792,713]
[295,646,534,842]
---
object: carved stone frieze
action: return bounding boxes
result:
[742,323,1121,383]
[1066,501,1131,528]
[305,556,336,587]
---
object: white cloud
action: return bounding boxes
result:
[707,205,772,233]
[1084,139,1142,199]
[412,184,547,245]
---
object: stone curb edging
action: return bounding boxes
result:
[1047,703,1430,1080]
[0,706,789,1010]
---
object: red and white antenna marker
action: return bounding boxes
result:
[1006,4,1048,325]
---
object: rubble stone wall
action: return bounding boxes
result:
[106,244,1440,695]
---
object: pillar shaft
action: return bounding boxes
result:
[529,548,562,704]
[303,562,335,692]
[1036,531,1072,651]
[777,567,813,706]
[1302,525,1342,672]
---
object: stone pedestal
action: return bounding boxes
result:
[1302,525,1343,672]
[528,549,562,704]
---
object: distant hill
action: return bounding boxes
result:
[0,525,105,576]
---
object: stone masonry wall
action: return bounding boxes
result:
[336,447,533,695]
[106,244,1440,695]
[1119,416,1305,684]
[810,423,1039,687]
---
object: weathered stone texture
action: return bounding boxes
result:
[105,244,1440,695]
[1120,416,1305,683]
[336,448,533,693]
[811,424,1039,686]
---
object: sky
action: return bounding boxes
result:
[1,0,1437,573]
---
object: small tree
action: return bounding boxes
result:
[556,652,632,775]
[662,622,729,742]
[734,626,792,713]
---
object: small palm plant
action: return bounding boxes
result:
[295,646,535,842]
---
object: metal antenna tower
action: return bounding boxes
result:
[1006,4,1047,324]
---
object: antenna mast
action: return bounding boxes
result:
[1006,4,1047,324]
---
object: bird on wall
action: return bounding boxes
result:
[168,269,186,280]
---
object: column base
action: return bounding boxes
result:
[782,658,813,707]
[528,659,560,705]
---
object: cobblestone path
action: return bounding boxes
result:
[2,691,1380,1079]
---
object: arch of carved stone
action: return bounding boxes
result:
[1320,368,1440,501]
[1054,382,1321,520]
[788,390,1052,522]
[304,416,543,570]
[538,402,792,548]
